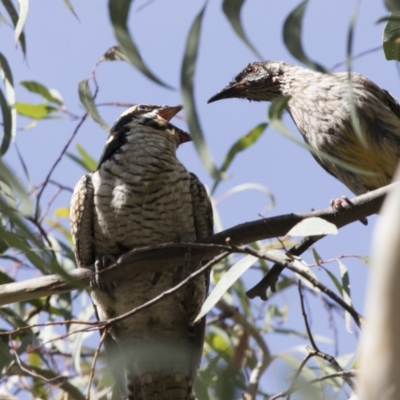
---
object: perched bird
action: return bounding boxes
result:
[208,61,400,196]
[70,104,213,400]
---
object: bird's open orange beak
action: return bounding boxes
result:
[157,105,191,144]
[207,82,246,103]
[157,105,183,121]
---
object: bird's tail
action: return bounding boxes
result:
[126,368,195,400]
[121,338,195,400]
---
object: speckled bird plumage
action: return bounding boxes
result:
[208,61,400,195]
[70,104,213,400]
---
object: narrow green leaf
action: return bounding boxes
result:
[283,1,326,72]
[195,255,258,322]
[216,183,275,209]
[385,0,400,12]
[268,95,376,177]
[287,217,338,237]
[346,3,367,148]
[2,0,27,55]
[222,0,262,59]
[212,123,267,193]
[181,3,219,180]
[16,102,57,119]
[108,0,172,88]
[20,81,64,105]
[0,11,12,26]
[14,0,29,46]
[221,123,267,172]
[62,0,79,20]
[311,248,322,265]
[0,52,16,148]
[0,88,12,155]
[78,79,109,131]
[338,260,353,333]
[0,159,29,211]
[66,152,92,172]
[383,12,400,61]
[76,144,97,171]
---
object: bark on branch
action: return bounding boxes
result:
[0,182,394,306]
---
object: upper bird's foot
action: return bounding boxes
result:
[330,196,368,225]
[93,256,115,294]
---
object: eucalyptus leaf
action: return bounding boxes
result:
[287,217,338,237]
[14,0,29,46]
[78,79,109,131]
[222,0,262,59]
[195,255,258,322]
[283,0,326,72]
[20,81,64,105]
[16,102,57,119]
[108,0,172,88]
[181,3,219,180]
[383,12,400,61]
[2,0,27,54]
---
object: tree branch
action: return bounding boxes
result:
[0,183,393,307]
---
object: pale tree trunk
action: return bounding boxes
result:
[358,166,400,399]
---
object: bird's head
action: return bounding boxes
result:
[208,61,285,104]
[116,104,191,147]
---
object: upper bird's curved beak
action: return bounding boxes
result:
[207,82,246,104]
[157,105,183,121]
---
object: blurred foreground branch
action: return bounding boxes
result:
[0,182,394,307]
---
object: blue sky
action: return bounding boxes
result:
[1,0,396,397]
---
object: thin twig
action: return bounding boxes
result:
[35,113,88,219]
[86,329,107,399]
[103,253,229,328]
[269,370,357,400]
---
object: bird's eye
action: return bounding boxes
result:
[246,65,256,74]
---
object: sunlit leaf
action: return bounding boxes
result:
[283,0,326,72]
[287,217,337,237]
[222,0,262,59]
[215,183,274,209]
[383,12,400,61]
[2,0,27,55]
[16,102,57,119]
[14,0,29,47]
[108,0,172,88]
[195,255,259,322]
[54,207,70,218]
[20,81,64,105]
[181,3,219,180]
[78,79,109,130]
[268,95,376,176]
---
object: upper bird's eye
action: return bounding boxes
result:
[246,65,256,74]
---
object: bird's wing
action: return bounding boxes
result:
[70,174,95,268]
[189,172,214,240]
[70,174,127,398]
[188,172,214,382]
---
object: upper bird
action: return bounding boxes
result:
[70,104,213,400]
[208,61,400,195]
